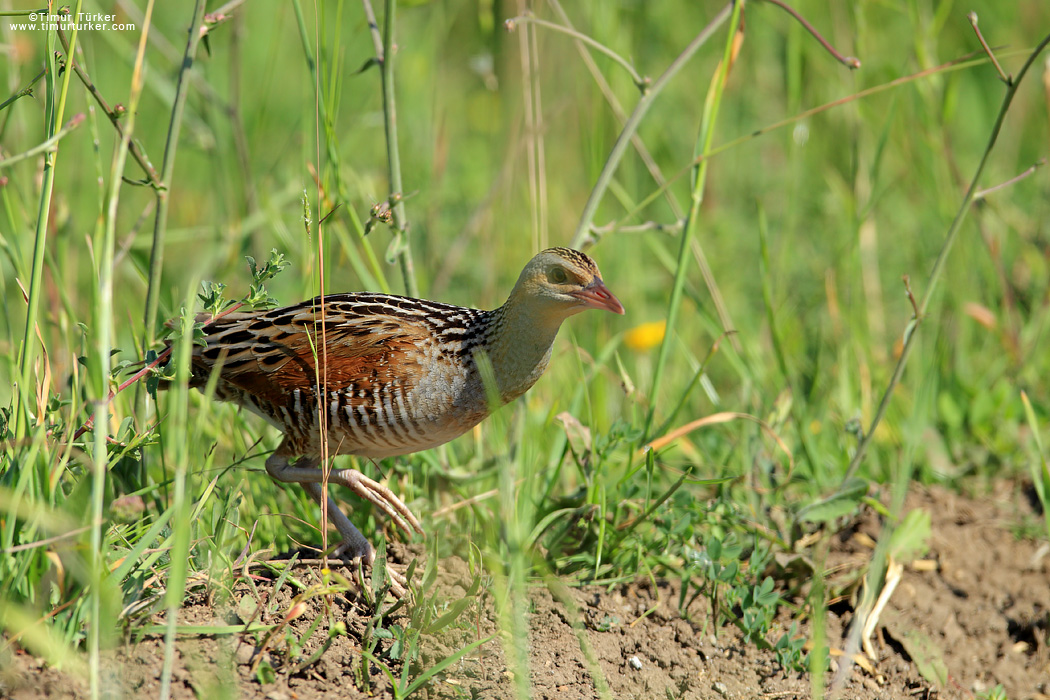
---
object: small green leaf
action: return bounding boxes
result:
[352,57,380,75]
[937,391,964,430]
[797,477,868,524]
[255,657,276,684]
[385,233,406,265]
[901,629,948,687]
[424,597,473,635]
[888,509,931,562]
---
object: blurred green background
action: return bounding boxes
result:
[1,0,1048,682]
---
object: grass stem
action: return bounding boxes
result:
[842,31,1050,483]
[91,4,154,696]
[13,0,82,440]
[0,113,84,170]
[570,3,733,249]
[506,15,647,90]
[141,1,208,347]
[379,0,418,296]
[0,68,45,114]
[56,29,161,187]
[644,2,741,438]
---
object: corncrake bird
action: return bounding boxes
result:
[174,247,623,595]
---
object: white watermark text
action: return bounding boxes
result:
[10,12,135,32]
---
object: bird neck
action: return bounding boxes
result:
[480,295,568,405]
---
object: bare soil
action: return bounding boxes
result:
[3,482,1049,700]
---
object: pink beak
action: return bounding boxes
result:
[571,280,625,315]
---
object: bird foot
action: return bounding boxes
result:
[269,456,425,540]
[331,541,410,599]
[271,458,421,600]
[333,468,425,539]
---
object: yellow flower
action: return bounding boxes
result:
[624,320,666,351]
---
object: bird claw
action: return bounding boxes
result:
[331,542,410,599]
[334,468,425,538]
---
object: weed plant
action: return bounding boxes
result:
[1,1,1048,697]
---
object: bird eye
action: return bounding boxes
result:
[549,267,569,284]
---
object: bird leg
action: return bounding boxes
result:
[265,452,419,596]
[264,454,424,537]
[300,481,408,598]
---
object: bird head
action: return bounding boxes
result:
[510,247,625,319]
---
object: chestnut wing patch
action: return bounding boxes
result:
[191,305,426,409]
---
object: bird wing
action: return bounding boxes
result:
[188,295,427,408]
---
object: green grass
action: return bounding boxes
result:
[2,1,1049,698]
